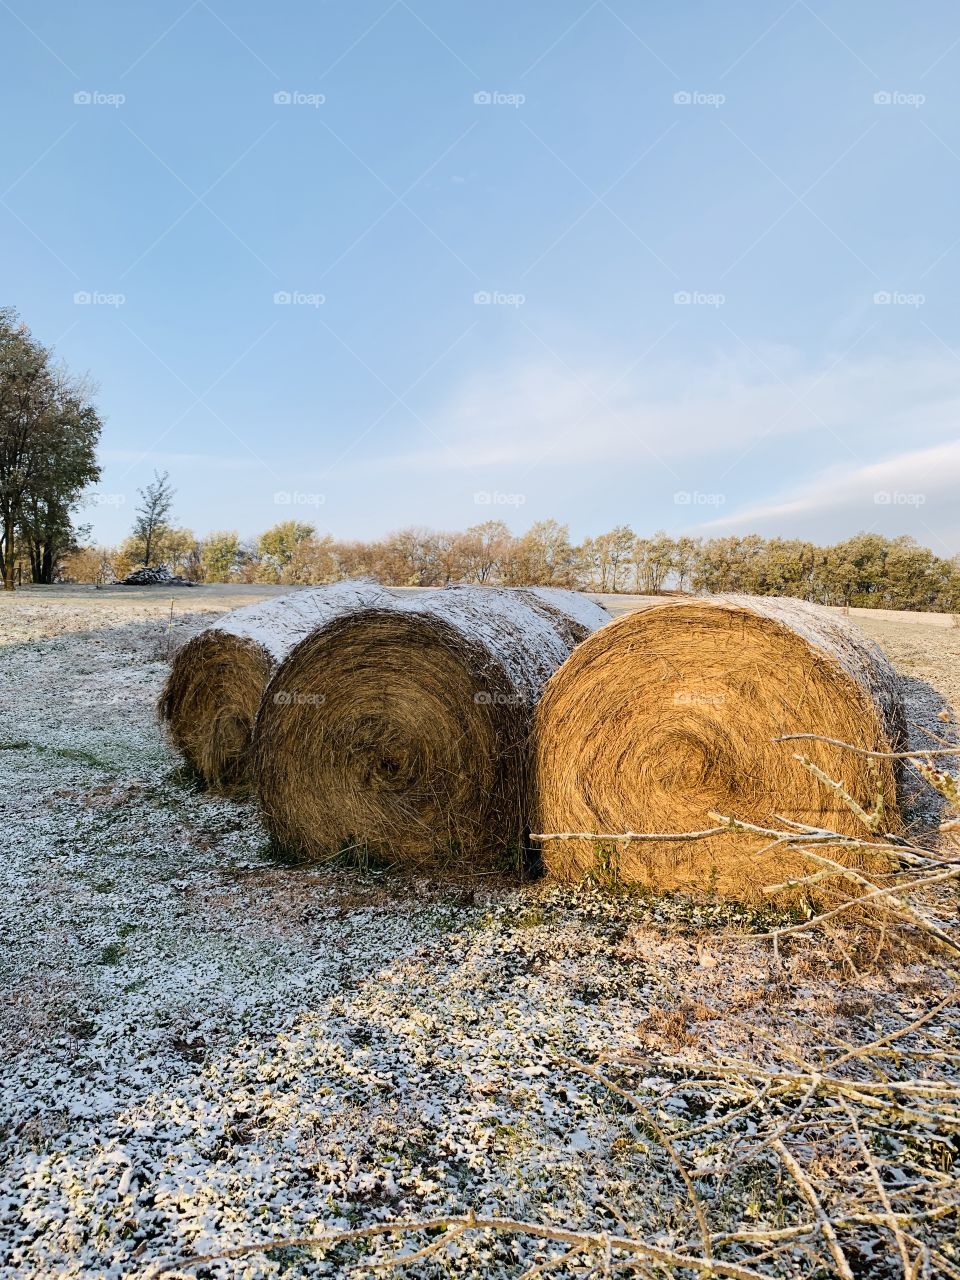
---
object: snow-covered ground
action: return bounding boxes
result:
[0,597,957,1279]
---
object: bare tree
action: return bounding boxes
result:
[131,471,175,566]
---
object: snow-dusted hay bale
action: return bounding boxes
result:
[158,582,394,791]
[253,586,610,872]
[533,595,907,897]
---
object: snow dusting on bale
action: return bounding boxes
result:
[534,595,908,897]
[253,586,610,873]
[158,582,394,791]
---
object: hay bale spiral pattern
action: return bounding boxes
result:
[253,586,610,871]
[158,582,393,790]
[533,595,907,897]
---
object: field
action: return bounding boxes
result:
[1,588,958,1279]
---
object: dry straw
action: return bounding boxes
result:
[252,586,610,873]
[158,582,395,791]
[533,595,907,897]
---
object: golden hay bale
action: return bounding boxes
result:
[158,582,395,791]
[252,586,611,872]
[533,595,908,897]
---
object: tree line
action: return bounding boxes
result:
[4,307,957,611]
[66,511,960,612]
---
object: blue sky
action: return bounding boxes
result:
[3,0,960,553]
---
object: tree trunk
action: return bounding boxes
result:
[2,512,15,590]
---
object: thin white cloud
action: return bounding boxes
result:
[92,348,960,549]
[695,439,960,552]
[383,347,960,475]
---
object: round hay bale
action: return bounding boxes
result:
[252,586,610,872]
[533,595,907,897]
[158,582,394,791]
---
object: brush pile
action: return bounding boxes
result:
[119,564,195,586]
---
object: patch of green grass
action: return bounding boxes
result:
[272,1246,321,1272]
[1,741,121,772]
[163,761,208,792]
[54,745,118,770]
[97,943,126,965]
[68,1017,98,1041]
[261,836,324,869]
[483,1119,533,1158]
[513,907,548,928]
[265,834,395,876]
[580,841,624,891]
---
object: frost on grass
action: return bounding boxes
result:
[0,599,958,1279]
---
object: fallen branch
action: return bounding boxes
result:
[150,1212,770,1279]
[771,1138,855,1280]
